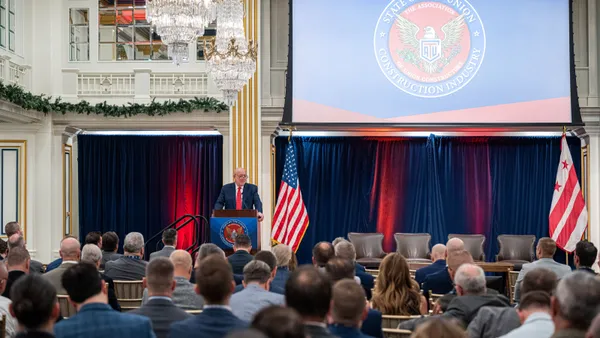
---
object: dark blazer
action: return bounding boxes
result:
[303,324,338,338]
[150,247,176,261]
[355,265,374,300]
[415,259,446,286]
[329,324,374,338]
[16,332,55,338]
[104,256,147,281]
[168,307,248,338]
[422,268,453,297]
[101,251,122,270]
[271,267,290,291]
[3,270,26,298]
[233,283,284,295]
[131,298,191,338]
[30,260,44,274]
[361,309,383,338]
[45,258,62,273]
[54,303,155,338]
[214,183,263,213]
[101,273,121,311]
[227,251,254,275]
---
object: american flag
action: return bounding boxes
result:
[549,133,588,253]
[271,142,309,252]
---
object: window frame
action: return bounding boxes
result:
[69,8,90,62]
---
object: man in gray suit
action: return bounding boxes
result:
[230,260,284,322]
[149,229,177,261]
[131,257,191,338]
[514,238,572,301]
[104,232,148,280]
[43,237,81,294]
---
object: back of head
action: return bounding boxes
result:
[331,279,366,327]
[447,250,474,272]
[554,271,600,330]
[7,234,24,250]
[4,221,20,238]
[61,262,103,304]
[251,305,305,338]
[411,317,467,338]
[372,253,420,315]
[272,244,292,267]
[162,228,177,246]
[60,236,81,261]
[234,233,251,249]
[0,239,7,255]
[312,242,335,267]
[10,274,57,330]
[325,257,355,282]
[254,250,277,272]
[446,238,465,254]
[285,265,332,320]
[84,231,102,246]
[332,237,346,248]
[588,313,600,338]
[243,260,271,284]
[575,240,598,268]
[81,244,102,265]
[6,246,30,268]
[123,232,144,254]
[537,237,557,258]
[146,257,174,294]
[170,249,192,272]
[196,255,233,304]
[101,232,119,252]
[520,267,557,297]
[454,264,486,296]
[518,291,551,311]
[198,243,225,260]
[334,241,356,262]
[431,244,446,260]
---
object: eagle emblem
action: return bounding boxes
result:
[395,14,466,74]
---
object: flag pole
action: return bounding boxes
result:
[288,126,294,142]
[562,126,568,265]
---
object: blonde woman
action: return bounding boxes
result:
[371,253,427,315]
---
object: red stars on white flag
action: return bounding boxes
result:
[549,134,588,253]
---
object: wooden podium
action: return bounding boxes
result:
[211,209,261,254]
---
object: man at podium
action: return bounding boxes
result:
[215,168,264,221]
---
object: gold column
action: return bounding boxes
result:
[230,0,260,185]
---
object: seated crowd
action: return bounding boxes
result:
[0,220,598,338]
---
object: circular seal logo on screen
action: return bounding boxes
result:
[220,220,248,247]
[374,0,486,98]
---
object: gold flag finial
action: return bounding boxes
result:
[288,127,293,142]
[563,126,567,134]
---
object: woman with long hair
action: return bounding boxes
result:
[371,253,427,315]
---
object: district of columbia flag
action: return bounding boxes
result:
[549,133,588,253]
[271,142,309,252]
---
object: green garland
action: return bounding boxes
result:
[0,81,229,117]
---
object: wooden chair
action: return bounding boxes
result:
[57,295,77,318]
[366,269,379,277]
[113,280,144,311]
[0,314,6,338]
[381,315,423,329]
[409,269,416,280]
[428,291,444,310]
[509,271,519,302]
[383,328,412,338]
[185,310,203,315]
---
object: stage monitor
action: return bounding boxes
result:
[284,0,580,126]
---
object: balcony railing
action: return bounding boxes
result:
[77,73,135,96]
[0,56,30,90]
[150,73,208,97]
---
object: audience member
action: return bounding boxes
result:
[9,274,59,338]
[271,244,292,290]
[131,258,191,338]
[7,234,43,274]
[312,242,335,268]
[230,260,284,321]
[3,246,30,299]
[0,239,8,260]
[332,237,347,248]
[228,234,253,275]
[411,317,466,338]
[4,222,21,238]
[468,267,557,338]
[46,232,102,273]
[514,238,571,300]
[335,240,374,300]
[285,265,336,338]
[587,313,600,338]
[104,232,148,280]
[415,243,447,286]
[54,262,155,338]
[575,241,598,274]
[423,249,474,303]
[80,244,121,311]
[446,238,465,257]
[498,291,554,338]
[550,271,600,338]
[0,262,16,337]
[251,306,305,338]
[251,250,284,294]
[150,229,177,261]
[328,280,372,338]
[198,243,226,260]
[100,231,122,269]
[371,253,426,315]
[142,250,203,309]
[169,255,247,338]
[43,237,81,294]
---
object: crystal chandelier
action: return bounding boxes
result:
[205,0,257,106]
[147,0,216,65]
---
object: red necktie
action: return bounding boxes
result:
[236,186,242,210]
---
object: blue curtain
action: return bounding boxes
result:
[275,136,581,264]
[78,135,223,255]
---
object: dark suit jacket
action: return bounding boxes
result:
[329,324,374,338]
[131,298,191,338]
[30,260,44,274]
[101,251,122,270]
[303,324,338,338]
[271,267,290,291]
[361,309,383,338]
[104,256,147,281]
[150,247,176,261]
[415,260,446,286]
[101,273,121,311]
[355,264,374,300]
[3,270,26,298]
[422,268,453,297]
[168,307,247,338]
[214,183,263,213]
[45,258,62,273]
[227,251,254,275]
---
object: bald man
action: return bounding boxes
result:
[0,262,16,337]
[43,237,81,294]
[446,238,465,258]
[214,167,264,221]
[415,243,447,286]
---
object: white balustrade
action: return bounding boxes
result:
[77,73,135,96]
[149,73,208,97]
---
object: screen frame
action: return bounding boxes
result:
[281,0,583,128]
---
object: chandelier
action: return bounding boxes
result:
[205,0,257,106]
[147,0,216,65]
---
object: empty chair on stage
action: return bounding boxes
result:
[394,233,431,263]
[348,233,386,269]
[496,235,536,270]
